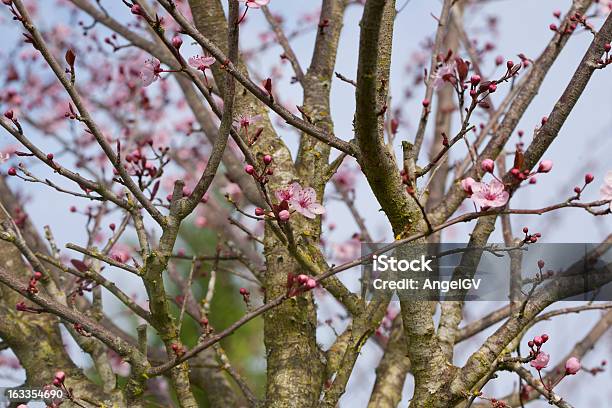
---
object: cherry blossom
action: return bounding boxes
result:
[188,55,215,71]
[469,179,509,209]
[530,351,550,370]
[431,61,456,89]
[565,357,581,375]
[600,170,612,207]
[239,0,270,8]
[290,184,326,219]
[274,182,325,219]
[140,58,162,87]
[333,166,358,191]
[275,182,298,203]
[234,114,262,129]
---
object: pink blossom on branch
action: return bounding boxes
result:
[275,182,325,219]
[188,55,215,71]
[431,60,456,90]
[530,351,550,370]
[289,184,325,219]
[467,179,509,209]
[139,58,162,87]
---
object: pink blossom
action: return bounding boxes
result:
[239,0,270,8]
[470,179,509,209]
[289,184,325,219]
[188,55,215,71]
[111,244,131,263]
[0,152,9,164]
[333,166,357,191]
[332,236,361,263]
[600,171,612,207]
[274,183,326,219]
[530,351,550,370]
[275,182,299,202]
[431,61,456,89]
[234,114,261,129]
[565,357,581,375]
[140,58,162,87]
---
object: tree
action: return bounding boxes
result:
[0,0,611,407]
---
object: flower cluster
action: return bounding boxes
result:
[26,271,43,294]
[273,182,325,220]
[527,333,550,370]
[286,273,317,297]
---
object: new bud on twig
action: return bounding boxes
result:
[172,35,183,49]
[481,159,495,173]
[537,160,553,173]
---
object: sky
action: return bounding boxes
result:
[0,0,611,407]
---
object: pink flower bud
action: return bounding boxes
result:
[239,287,249,295]
[297,274,308,284]
[470,75,481,85]
[537,160,553,173]
[541,334,549,343]
[584,173,594,184]
[495,55,504,66]
[422,98,430,108]
[4,110,14,119]
[33,271,43,280]
[172,36,183,49]
[549,23,558,31]
[533,336,543,346]
[553,10,561,18]
[605,43,611,52]
[306,278,317,289]
[488,83,497,93]
[565,357,581,375]
[523,227,529,233]
[130,4,143,15]
[244,164,255,175]
[461,177,476,195]
[506,60,514,69]
[255,207,265,216]
[481,159,495,173]
[263,155,273,165]
[278,209,290,221]
[54,371,66,382]
[537,260,545,269]
[7,167,17,176]
[574,186,581,194]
